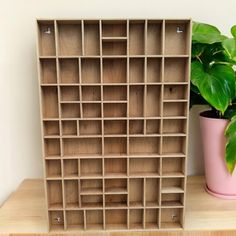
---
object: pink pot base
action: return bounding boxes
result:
[205,185,236,200]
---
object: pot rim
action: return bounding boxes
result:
[200,110,229,122]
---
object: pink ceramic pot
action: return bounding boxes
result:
[200,111,236,199]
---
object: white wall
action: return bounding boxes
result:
[0,0,235,205]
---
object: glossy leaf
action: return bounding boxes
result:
[222,38,236,62]
[231,25,236,38]
[192,43,206,58]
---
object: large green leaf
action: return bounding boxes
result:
[231,25,236,38]
[192,43,206,58]
[222,38,236,62]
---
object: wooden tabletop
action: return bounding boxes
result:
[1,176,236,235]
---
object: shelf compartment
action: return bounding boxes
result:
[59,58,79,84]
[130,137,160,155]
[66,210,84,230]
[83,103,101,118]
[160,208,183,229]
[164,58,188,82]
[44,138,60,157]
[129,20,145,55]
[129,58,144,83]
[60,86,80,101]
[129,86,144,117]
[103,85,127,101]
[105,194,127,207]
[84,20,100,56]
[104,137,127,155]
[42,87,59,118]
[104,103,126,117]
[81,58,100,83]
[104,120,127,135]
[38,21,56,56]
[102,21,127,37]
[86,210,103,230]
[146,85,161,117]
[129,209,143,229]
[43,121,59,136]
[161,193,184,207]
[146,119,161,134]
[105,178,127,193]
[40,59,57,84]
[81,179,103,195]
[80,120,101,135]
[129,178,143,207]
[165,20,190,55]
[61,103,80,118]
[163,102,187,117]
[62,120,77,136]
[63,159,79,177]
[130,158,159,177]
[47,180,63,209]
[129,120,143,134]
[46,159,61,178]
[63,138,102,156]
[81,195,103,208]
[163,84,188,100]
[80,159,102,177]
[57,21,82,55]
[161,177,185,194]
[105,209,127,229]
[162,136,186,155]
[146,178,160,207]
[163,119,186,134]
[65,180,79,208]
[49,211,64,231]
[147,58,162,83]
[103,58,127,83]
[147,20,163,55]
[162,157,185,176]
[145,209,159,229]
[102,41,127,55]
[82,86,101,101]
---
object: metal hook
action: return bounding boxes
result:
[54,216,61,223]
[171,214,177,222]
[44,27,51,34]
[176,27,183,33]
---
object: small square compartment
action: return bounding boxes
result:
[162,137,186,155]
[104,137,127,155]
[103,58,127,83]
[83,103,101,118]
[80,120,101,135]
[44,138,60,157]
[60,86,79,101]
[164,85,188,100]
[162,157,185,176]
[80,179,103,195]
[63,159,78,177]
[146,85,161,117]
[81,59,100,84]
[104,103,126,117]
[129,178,143,207]
[129,86,144,117]
[129,120,143,134]
[80,159,102,177]
[64,180,79,208]
[146,178,160,207]
[161,208,183,229]
[161,193,184,207]
[40,59,57,84]
[62,120,77,136]
[105,159,127,176]
[46,159,61,178]
[105,178,127,193]
[145,209,159,229]
[163,102,187,117]
[82,195,103,208]
[59,59,79,84]
[105,209,127,229]
[104,120,127,135]
[129,58,144,83]
[105,194,127,207]
[43,121,59,136]
[58,21,82,55]
[66,210,84,230]
[161,177,184,194]
[61,103,80,118]
[82,86,101,101]
[103,86,127,101]
[129,209,143,229]
[49,211,64,231]
[147,58,162,83]
[102,21,127,37]
[146,119,160,134]
[163,119,186,134]
[86,210,103,230]
[47,180,63,209]
[102,41,127,55]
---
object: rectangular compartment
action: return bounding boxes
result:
[80,179,103,195]
[162,157,185,176]
[165,20,190,55]
[80,159,102,177]
[42,87,59,118]
[46,159,61,178]
[58,21,82,55]
[38,21,56,56]
[129,86,144,117]
[146,178,160,206]
[64,180,79,208]
[103,86,127,101]
[84,20,100,55]
[162,137,186,155]
[147,20,163,55]
[66,210,84,230]
[104,137,127,155]
[40,59,57,84]
[163,102,187,117]
[161,193,184,207]
[105,159,127,176]
[164,58,188,82]
[129,209,143,229]
[47,180,63,209]
[62,120,77,136]
[83,103,101,118]
[63,138,102,156]
[61,103,80,118]
[82,86,101,101]
[161,208,183,229]
[43,121,60,136]
[146,119,160,134]
[49,211,64,231]
[86,210,103,229]
[60,86,80,101]
[59,59,79,84]
[129,137,160,155]
[129,120,143,134]
[105,209,127,229]
[164,84,188,100]
[146,85,161,117]
[161,177,185,193]
[129,178,143,207]
[105,194,127,208]
[80,120,101,135]
[63,159,79,177]
[129,21,145,55]
[104,103,126,117]
[102,41,127,55]
[44,138,60,157]
[163,119,186,134]
[146,209,159,229]
[81,58,100,84]
[129,58,144,83]
[147,58,162,83]
[103,58,127,83]
[82,195,103,208]
[104,120,127,135]
[105,178,127,193]
[102,21,127,37]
